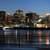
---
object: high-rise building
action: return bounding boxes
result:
[0,11,6,24]
[26,13,33,25]
[13,9,25,24]
[5,14,12,25]
[26,12,39,27]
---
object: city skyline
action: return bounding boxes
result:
[0,0,50,15]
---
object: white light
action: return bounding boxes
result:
[15,24,20,27]
[46,39,49,45]
[46,25,48,28]
[45,13,50,16]
[38,19,42,22]
[36,24,42,27]
[3,26,10,35]
[16,30,17,38]
[3,26,10,30]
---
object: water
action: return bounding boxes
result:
[0,28,50,48]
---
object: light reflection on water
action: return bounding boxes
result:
[0,28,50,48]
